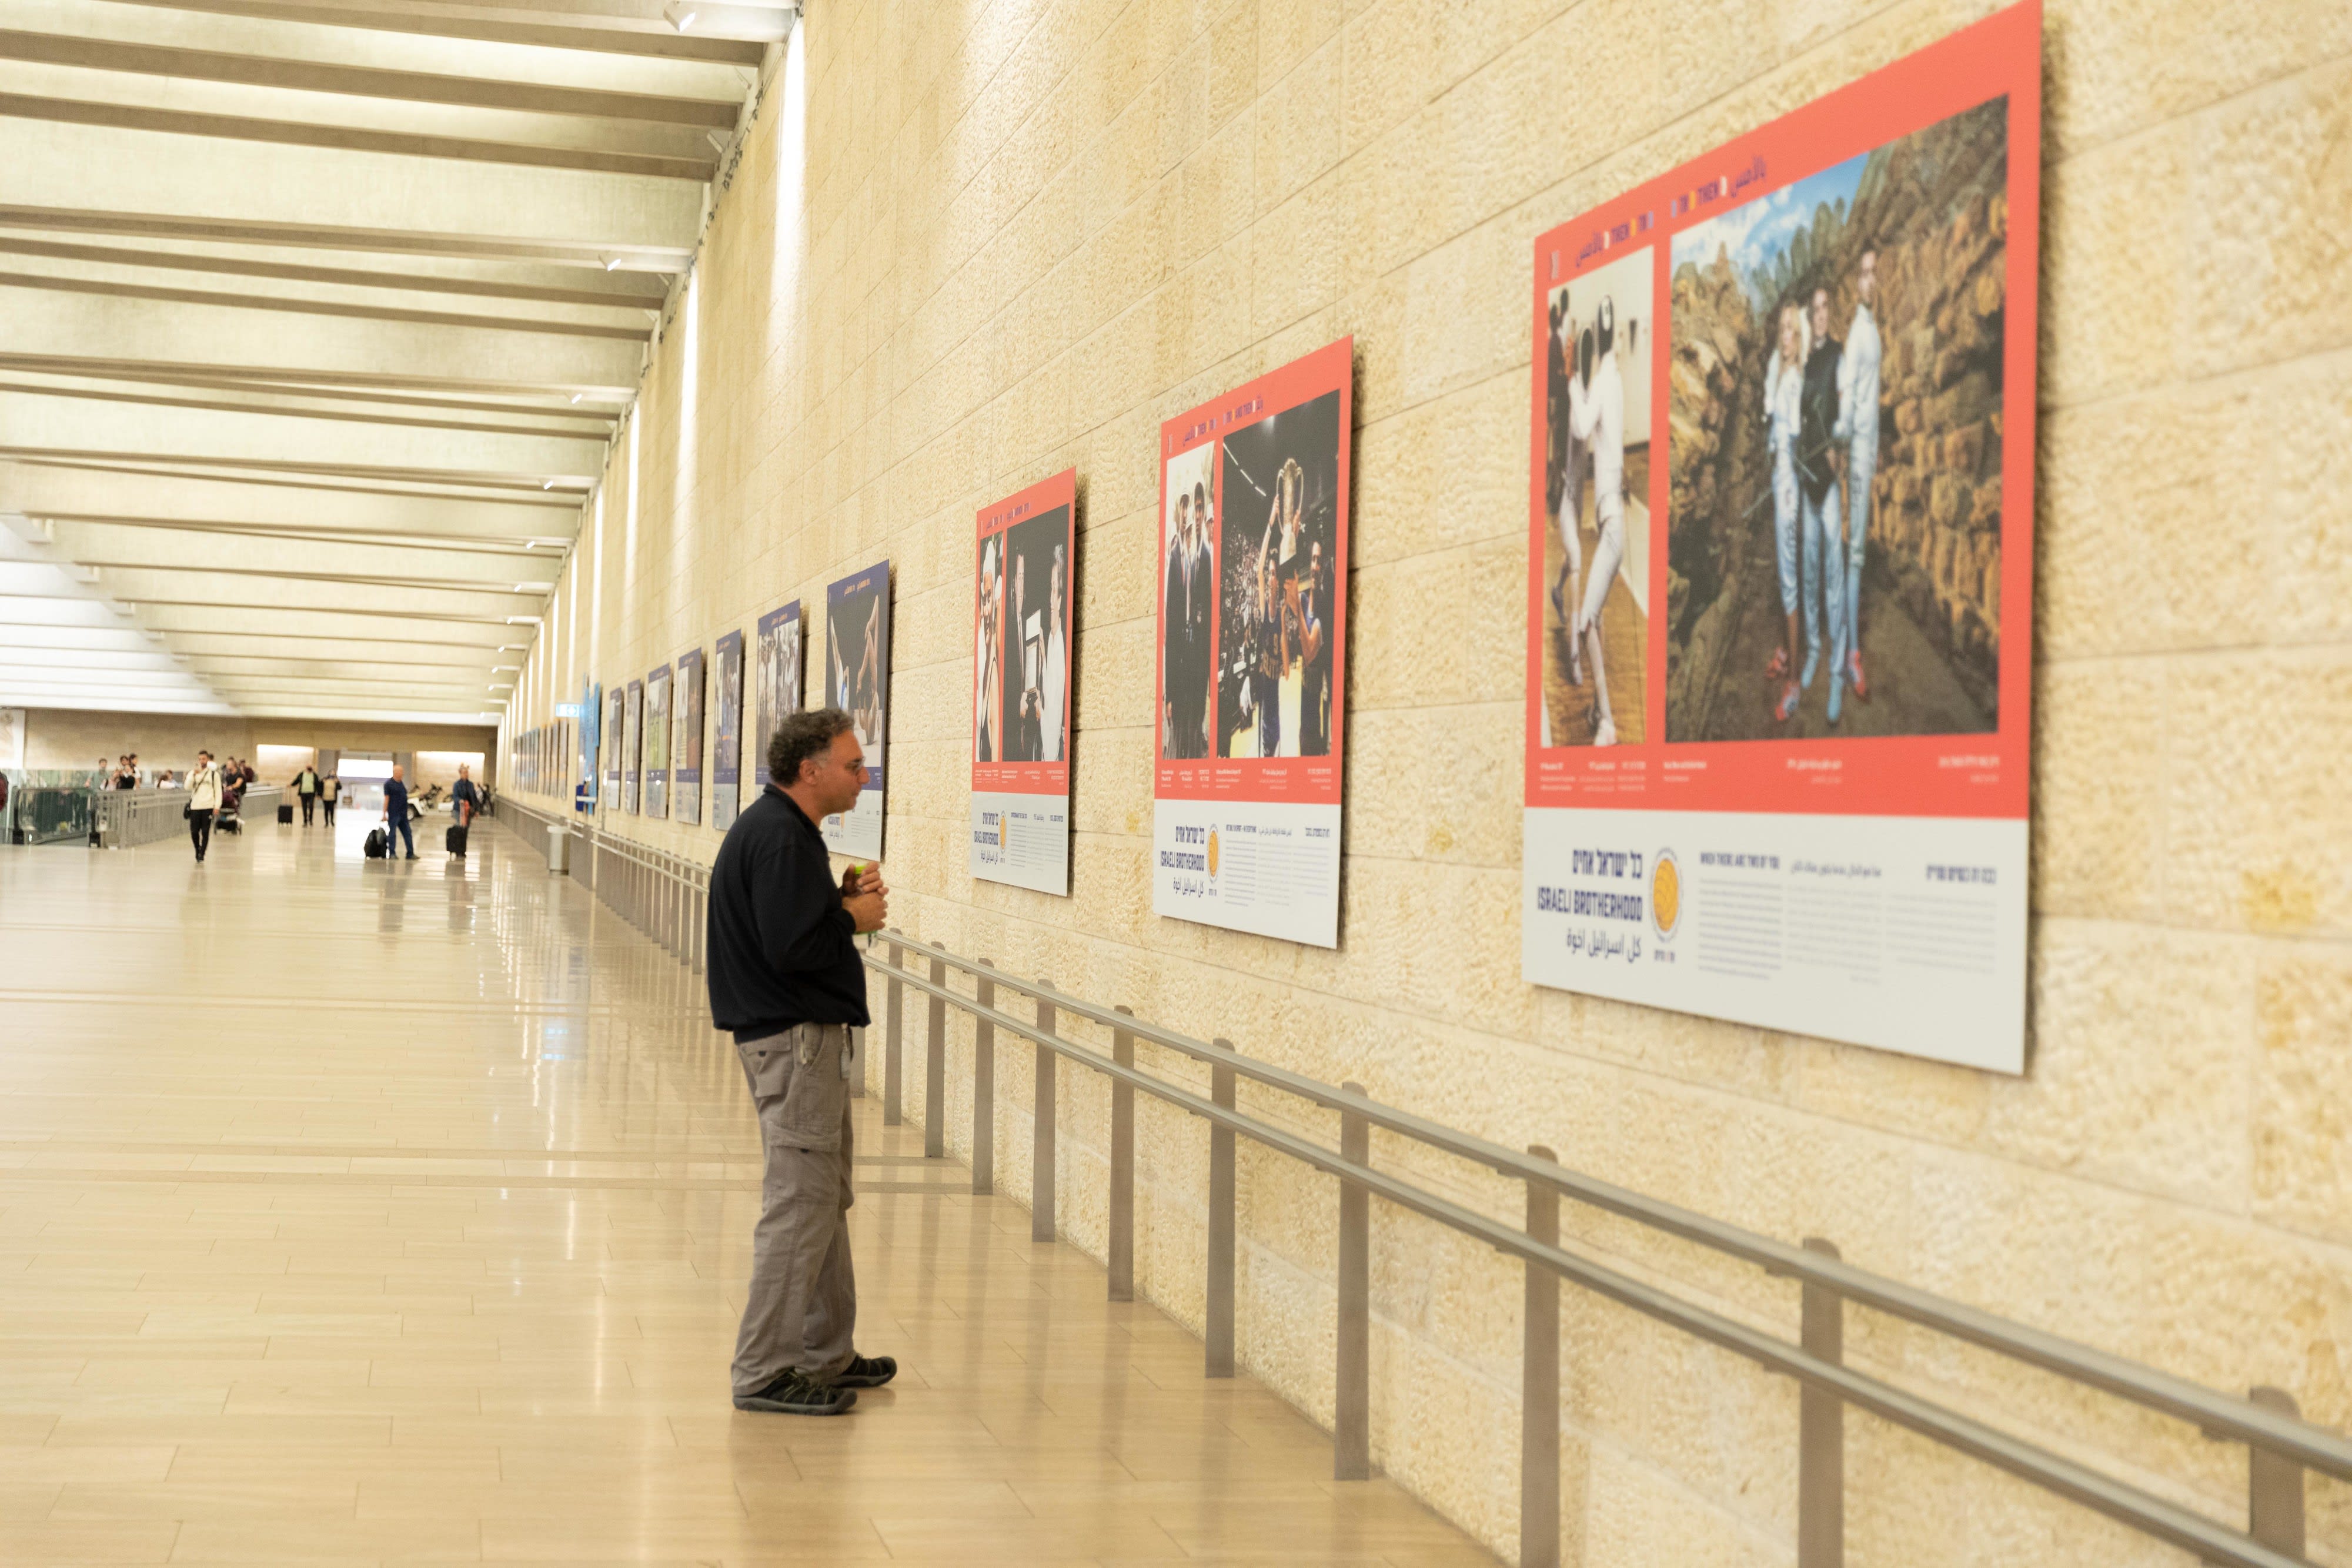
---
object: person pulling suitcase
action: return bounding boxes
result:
[447,764,480,857]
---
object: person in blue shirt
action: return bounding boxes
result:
[382,765,417,860]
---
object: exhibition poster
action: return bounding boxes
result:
[971,469,1076,894]
[753,600,803,807]
[644,662,672,818]
[821,561,891,859]
[712,629,744,829]
[674,647,705,826]
[1521,1,2040,1072]
[621,678,642,814]
[603,684,625,809]
[1152,337,1351,948]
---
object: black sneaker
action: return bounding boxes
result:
[733,1370,856,1416]
[833,1355,896,1389]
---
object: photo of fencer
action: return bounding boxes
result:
[1539,250,1652,748]
[997,507,1070,764]
[1215,390,1340,759]
[827,584,887,757]
[1160,444,1217,761]
[1665,97,2006,741]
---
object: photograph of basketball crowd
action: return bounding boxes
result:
[1214,390,1339,759]
[975,507,1071,764]
[1665,96,2007,741]
[1160,443,1217,760]
[1539,247,1652,747]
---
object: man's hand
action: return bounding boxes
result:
[841,864,887,933]
[844,884,888,933]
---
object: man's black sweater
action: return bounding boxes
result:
[705,786,869,1042]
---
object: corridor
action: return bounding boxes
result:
[0,817,1492,1566]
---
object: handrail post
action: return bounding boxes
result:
[2249,1388,2306,1557]
[883,935,904,1126]
[1032,983,1055,1244]
[1109,1005,1135,1302]
[972,959,995,1196]
[1521,1144,1560,1568]
[924,956,946,1159]
[1334,1082,1370,1482]
[1206,1050,1236,1379]
[1799,1236,1843,1568]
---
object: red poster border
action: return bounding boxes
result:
[1157,337,1353,805]
[971,467,1077,795]
[1524,1,2040,820]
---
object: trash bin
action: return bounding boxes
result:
[546,822,570,874]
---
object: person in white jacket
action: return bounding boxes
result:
[185,751,225,862]
[1835,250,1883,701]
[1763,302,1810,723]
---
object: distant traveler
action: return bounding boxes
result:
[114,754,136,790]
[450,765,480,857]
[706,707,895,1417]
[294,763,321,825]
[320,773,339,826]
[382,764,417,860]
[186,751,224,862]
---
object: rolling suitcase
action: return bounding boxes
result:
[276,803,294,824]
[445,823,468,857]
[364,827,387,860]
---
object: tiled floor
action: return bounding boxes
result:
[0,813,1498,1565]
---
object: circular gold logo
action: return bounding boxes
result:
[1207,830,1220,878]
[1651,850,1681,940]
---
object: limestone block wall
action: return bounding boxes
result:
[499,2,2352,1563]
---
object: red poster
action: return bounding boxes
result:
[970,469,1076,895]
[1522,4,2040,1071]
[1153,338,1351,947]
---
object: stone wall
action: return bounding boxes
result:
[500,3,2352,1563]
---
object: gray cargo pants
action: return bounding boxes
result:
[731,1021,857,1398]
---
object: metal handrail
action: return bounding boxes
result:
[465,798,2333,1567]
[874,932,2352,1486]
[860,934,2331,1568]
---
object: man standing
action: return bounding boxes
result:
[706,708,896,1417]
[294,761,321,825]
[382,764,417,860]
[1836,250,1882,702]
[320,771,339,827]
[1797,286,1849,725]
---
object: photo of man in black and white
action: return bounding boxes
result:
[1159,445,1215,761]
[996,507,1070,765]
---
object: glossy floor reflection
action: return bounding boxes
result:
[0,815,1495,1566]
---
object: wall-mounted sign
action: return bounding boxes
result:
[821,561,891,860]
[1521,1,2042,1072]
[971,469,1075,894]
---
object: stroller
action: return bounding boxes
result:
[215,779,245,835]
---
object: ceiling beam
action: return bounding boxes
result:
[0,93,717,180]
[0,352,637,402]
[8,456,588,507]
[0,447,592,493]
[0,30,741,128]
[0,270,651,339]
[0,380,612,440]
[0,238,669,307]
[93,0,767,66]
[0,204,691,270]
[0,360,622,418]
